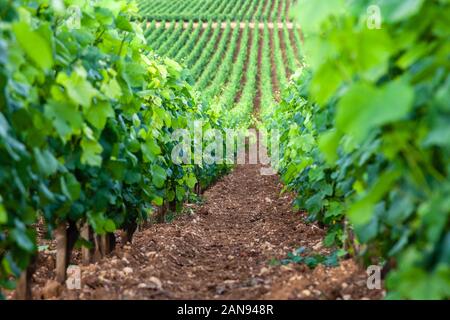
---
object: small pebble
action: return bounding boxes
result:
[301,289,311,297]
[123,267,133,275]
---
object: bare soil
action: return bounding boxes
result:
[277,0,283,22]
[27,164,383,300]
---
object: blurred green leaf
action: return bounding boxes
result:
[12,22,53,70]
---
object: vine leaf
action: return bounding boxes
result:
[12,22,53,71]
[151,165,167,188]
[336,80,414,143]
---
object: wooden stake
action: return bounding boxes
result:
[195,183,202,195]
[93,234,102,262]
[15,270,30,300]
[55,222,67,283]
[156,203,167,223]
[81,223,91,265]
[14,255,36,300]
[100,234,109,256]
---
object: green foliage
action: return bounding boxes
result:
[195,21,234,91]
[267,0,450,299]
[137,0,284,22]
[260,23,275,118]
[201,23,240,101]
[216,23,250,120]
[228,26,260,128]
[189,22,224,80]
[0,0,228,292]
[165,21,194,59]
[272,24,288,89]
[280,247,344,268]
[184,21,215,70]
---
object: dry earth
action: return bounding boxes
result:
[27,164,383,300]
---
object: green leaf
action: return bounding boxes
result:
[2,254,21,277]
[0,113,11,138]
[151,165,167,188]
[167,189,175,202]
[44,99,83,140]
[125,170,141,184]
[121,61,146,88]
[56,67,97,108]
[107,160,127,181]
[141,138,161,163]
[348,170,400,225]
[324,231,336,247]
[95,7,115,25]
[12,22,53,70]
[336,80,414,142]
[348,200,375,228]
[318,129,341,164]
[116,15,133,32]
[61,173,81,201]
[385,193,415,226]
[310,63,343,105]
[186,174,197,189]
[101,78,122,100]
[176,185,186,201]
[323,251,340,267]
[33,148,58,177]
[423,118,450,147]
[0,202,7,225]
[81,137,103,167]
[11,229,35,252]
[378,0,424,23]
[294,0,345,33]
[132,114,141,127]
[164,58,182,76]
[85,100,114,130]
[104,219,116,233]
[304,256,320,268]
[387,265,450,300]
[152,196,163,206]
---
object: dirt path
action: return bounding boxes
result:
[30,162,382,300]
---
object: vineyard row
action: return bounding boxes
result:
[137,0,295,22]
[142,19,303,118]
